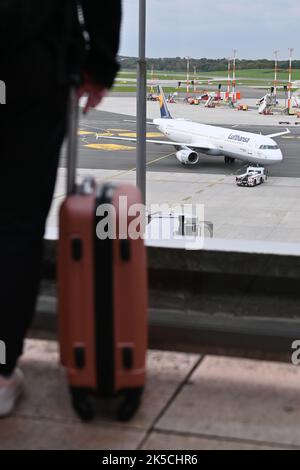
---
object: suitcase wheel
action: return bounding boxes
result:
[70,388,95,422]
[118,388,143,422]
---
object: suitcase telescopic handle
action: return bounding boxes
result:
[66,87,79,195]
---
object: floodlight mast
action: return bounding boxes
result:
[273,50,279,100]
[232,49,237,103]
[287,47,294,113]
[186,56,190,97]
[227,57,231,98]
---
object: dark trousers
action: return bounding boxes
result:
[0,43,69,375]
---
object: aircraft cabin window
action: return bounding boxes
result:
[259,145,279,150]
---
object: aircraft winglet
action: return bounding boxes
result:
[267,128,291,138]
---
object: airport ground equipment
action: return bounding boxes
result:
[146,212,213,239]
[292,90,300,108]
[237,104,249,111]
[205,95,215,108]
[167,93,176,103]
[197,92,209,101]
[147,93,159,101]
[258,93,277,115]
[186,97,199,105]
[236,166,267,187]
[58,89,148,422]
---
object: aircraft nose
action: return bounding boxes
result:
[268,149,283,163]
[263,149,283,164]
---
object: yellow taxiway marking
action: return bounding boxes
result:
[145,132,164,138]
[78,130,95,135]
[85,143,135,151]
[281,135,300,139]
[78,130,117,137]
[107,128,131,132]
[118,132,163,138]
[101,152,175,182]
[95,132,115,137]
[145,152,175,166]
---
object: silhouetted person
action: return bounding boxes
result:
[0,0,121,416]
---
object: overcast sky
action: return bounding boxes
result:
[119,0,299,60]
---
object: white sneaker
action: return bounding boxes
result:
[0,368,24,417]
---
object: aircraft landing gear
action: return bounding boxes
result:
[224,157,235,164]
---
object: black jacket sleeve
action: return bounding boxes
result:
[80,1,122,89]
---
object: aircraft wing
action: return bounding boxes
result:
[267,128,290,138]
[96,134,216,152]
[123,119,157,126]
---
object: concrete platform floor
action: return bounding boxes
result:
[1,339,300,450]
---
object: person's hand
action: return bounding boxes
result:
[77,74,107,114]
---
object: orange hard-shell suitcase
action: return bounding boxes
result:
[57,89,148,421]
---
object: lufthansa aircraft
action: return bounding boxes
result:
[97,86,289,167]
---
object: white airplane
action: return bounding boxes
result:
[97,85,289,166]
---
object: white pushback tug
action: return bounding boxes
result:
[236,166,267,187]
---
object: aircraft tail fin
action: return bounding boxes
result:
[157,85,172,119]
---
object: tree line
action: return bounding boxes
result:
[119,56,300,72]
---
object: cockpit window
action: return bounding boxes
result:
[259,145,279,150]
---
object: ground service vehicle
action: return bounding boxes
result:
[236,166,267,187]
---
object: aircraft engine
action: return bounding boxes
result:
[175,148,199,165]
